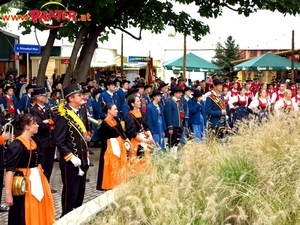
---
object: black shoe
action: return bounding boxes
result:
[89,150,94,155]
[89,162,94,167]
[86,178,90,182]
[0,205,8,212]
[54,158,59,162]
[51,189,57,193]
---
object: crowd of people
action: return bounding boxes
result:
[0,70,298,224]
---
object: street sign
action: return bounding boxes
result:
[128,56,149,63]
[14,44,41,54]
[11,55,22,60]
[61,59,70,64]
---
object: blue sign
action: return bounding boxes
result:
[14,44,41,54]
[128,56,149,63]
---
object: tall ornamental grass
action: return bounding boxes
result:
[89,113,300,225]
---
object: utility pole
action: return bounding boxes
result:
[121,33,124,75]
[291,30,295,81]
[183,35,186,80]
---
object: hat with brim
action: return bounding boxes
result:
[63,84,82,98]
[144,84,153,89]
[193,90,203,98]
[150,89,162,98]
[81,88,90,94]
[183,86,192,92]
[92,88,102,99]
[126,88,138,98]
[17,74,26,80]
[213,79,223,86]
[135,83,144,89]
[105,79,115,87]
[171,87,183,95]
[232,76,238,79]
[33,87,48,97]
[253,76,260,80]
[51,90,60,97]
[2,81,16,92]
[246,79,253,82]
[159,82,169,89]
[121,80,130,86]
[25,83,36,92]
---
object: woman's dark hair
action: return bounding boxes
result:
[103,103,115,114]
[13,114,37,131]
[127,95,138,110]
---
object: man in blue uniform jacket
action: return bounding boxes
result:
[99,80,121,117]
[205,79,227,139]
[117,80,130,117]
[164,87,184,157]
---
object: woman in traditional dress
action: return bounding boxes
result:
[96,103,128,191]
[228,87,249,124]
[125,95,153,174]
[5,114,55,225]
[274,89,298,116]
[146,89,166,151]
[248,88,269,124]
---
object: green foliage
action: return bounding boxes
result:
[212,36,241,74]
[6,67,18,76]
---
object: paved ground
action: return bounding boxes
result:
[0,147,103,224]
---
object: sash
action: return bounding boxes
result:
[58,103,88,148]
[208,93,226,110]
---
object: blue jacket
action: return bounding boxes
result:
[164,99,182,130]
[188,99,206,125]
[18,93,31,113]
[0,95,19,115]
[181,96,190,119]
[146,103,166,134]
[117,88,126,109]
[205,94,224,128]
[99,91,121,118]
[122,104,130,119]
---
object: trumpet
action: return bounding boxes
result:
[3,119,14,146]
[88,117,102,128]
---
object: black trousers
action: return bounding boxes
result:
[59,159,88,217]
[167,127,183,147]
[0,169,3,204]
[40,146,56,181]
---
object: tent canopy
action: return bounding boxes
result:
[163,52,220,73]
[234,52,300,71]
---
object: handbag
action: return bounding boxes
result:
[12,140,32,196]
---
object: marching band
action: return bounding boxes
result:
[0,73,298,222]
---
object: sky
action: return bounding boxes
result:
[3,4,300,63]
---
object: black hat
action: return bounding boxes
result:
[51,90,60,97]
[86,85,94,92]
[232,75,238,79]
[79,82,87,87]
[155,77,161,81]
[253,76,259,80]
[81,88,89,93]
[121,74,126,78]
[86,76,92,83]
[246,79,253,82]
[213,79,223,86]
[18,74,26,80]
[25,83,36,92]
[126,88,138,98]
[32,76,37,80]
[150,89,162,98]
[183,86,192,92]
[135,83,144,89]
[99,79,105,85]
[159,82,169,89]
[224,77,230,81]
[92,88,102,99]
[171,87,183,95]
[144,84,153,89]
[105,79,115,87]
[63,84,82,98]
[193,90,203,98]
[33,87,48,97]
[121,80,130,86]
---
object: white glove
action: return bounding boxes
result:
[87,157,90,166]
[70,155,81,167]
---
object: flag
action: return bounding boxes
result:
[148,57,153,84]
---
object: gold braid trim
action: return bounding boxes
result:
[58,102,87,156]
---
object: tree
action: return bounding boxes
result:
[2,0,300,85]
[212,36,241,74]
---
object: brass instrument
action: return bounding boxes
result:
[3,119,14,146]
[88,117,102,128]
[1,109,14,121]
